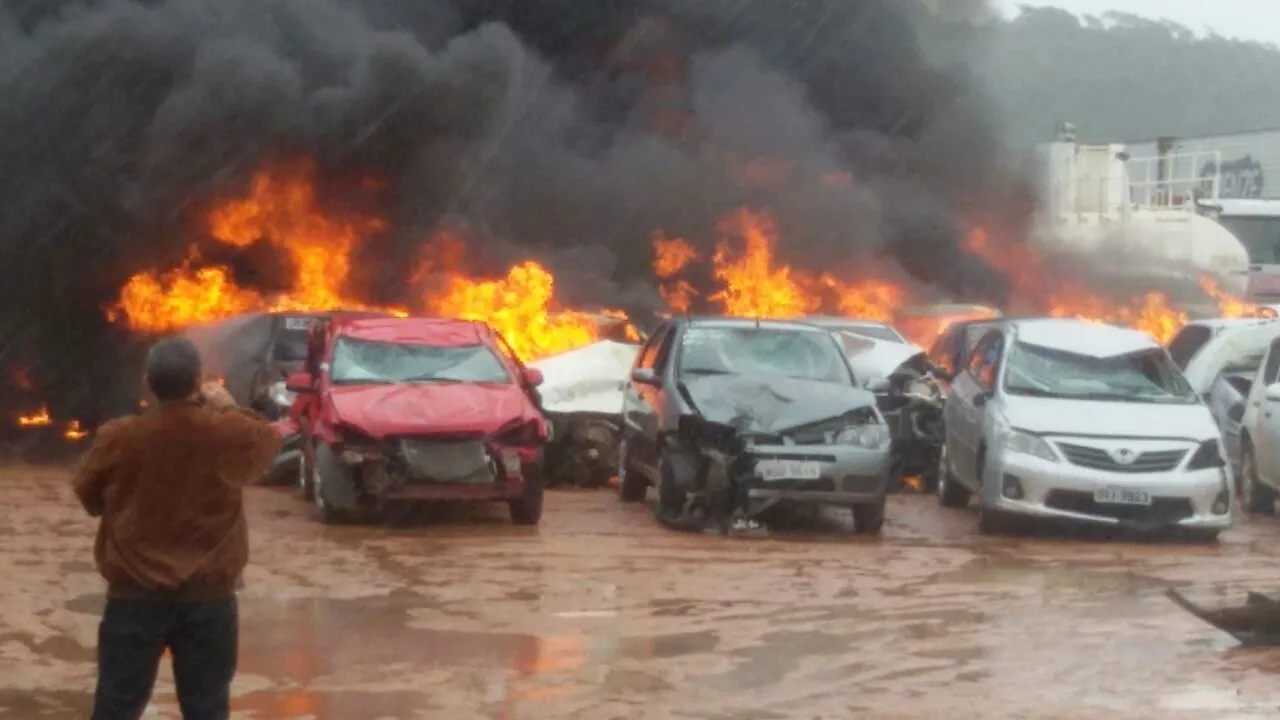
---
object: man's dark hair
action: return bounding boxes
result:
[145,337,203,402]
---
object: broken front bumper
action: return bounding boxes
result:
[743,444,893,505]
[341,438,528,502]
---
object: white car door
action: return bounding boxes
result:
[1247,338,1280,486]
[948,330,1004,490]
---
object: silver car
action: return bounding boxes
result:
[618,317,893,533]
[937,318,1233,541]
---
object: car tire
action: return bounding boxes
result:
[851,496,886,535]
[1242,444,1276,515]
[313,442,352,525]
[653,447,686,523]
[298,442,315,502]
[617,437,648,503]
[509,462,545,526]
[936,444,971,508]
[977,503,1013,536]
[1185,528,1221,543]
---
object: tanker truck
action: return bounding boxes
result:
[1033,123,1251,306]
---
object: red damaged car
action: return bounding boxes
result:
[284,316,550,525]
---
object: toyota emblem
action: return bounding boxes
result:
[1110,448,1137,465]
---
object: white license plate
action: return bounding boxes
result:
[1094,488,1152,506]
[756,459,822,481]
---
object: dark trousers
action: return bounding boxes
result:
[90,595,238,720]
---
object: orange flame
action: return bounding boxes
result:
[709,210,821,317]
[962,227,1192,344]
[1200,275,1266,318]
[18,407,51,427]
[64,421,88,442]
[656,209,908,324]
[108,163,605,360]
[109,160,404,333]
[653,234,699,313]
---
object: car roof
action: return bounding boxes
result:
[681,316,838,332]
[1009,318,1158,356]
[271,309,392,320]
[800,316,893,328]
[332,317,493,347]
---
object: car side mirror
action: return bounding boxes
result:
[630,368,659,386]
[865,378,891,394]
[285,371,315,394]
[1267,383,1280,403]
[973,391,991,409]
[1228,401,1246,424]
[521,367,544,387]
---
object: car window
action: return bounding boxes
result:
[844,325,904,342]
[1264,339,1280,385]
[927,327,958,375]
[330,338,512,384]
[637,326,669,369]
[1004,341,1197,404]
[678,326,853,385]
[652,327,678,372]
[967,330,1004,390]
[1167,324,1214,370]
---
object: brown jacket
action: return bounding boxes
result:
[73,400,282,600]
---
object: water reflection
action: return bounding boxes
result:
[224,595,713,718]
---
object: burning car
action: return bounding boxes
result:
[616,317,892,534]
[532,340,641,488]
[286,316,550,524]
[813,322,946,494]
[894,303,1002,349]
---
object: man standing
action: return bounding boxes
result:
[75,337,281,720]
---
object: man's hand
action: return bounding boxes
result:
[200,381,237,410]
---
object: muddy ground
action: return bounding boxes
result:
[3,465,1280,719]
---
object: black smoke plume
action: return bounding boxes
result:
[0,0,1026,423]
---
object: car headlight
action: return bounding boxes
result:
[835,423,890,449]
[1003,429,1058,462]
[268,380,296,408]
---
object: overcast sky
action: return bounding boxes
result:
[995,1,1279,46]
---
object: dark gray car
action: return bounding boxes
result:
[616,317,892,533]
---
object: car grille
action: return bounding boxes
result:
[1054,442,1187,473]
[1044,490,1194,525]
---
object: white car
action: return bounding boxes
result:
[937,318,1233,541]
[1235,333,1280,515]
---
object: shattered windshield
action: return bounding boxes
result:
[330,337,511,385]
[678,326,853,385]
[1003,340,1196,404]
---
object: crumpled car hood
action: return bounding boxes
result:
[681,373,875,433]
[532,340,639,414]
[842,339,927,386]
[1001,395,1218,441]
[324,383,537,438]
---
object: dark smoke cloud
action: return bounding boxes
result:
[0,0,1025,422]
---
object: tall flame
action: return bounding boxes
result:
[109,160,403,333]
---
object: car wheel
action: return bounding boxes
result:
[977,502,1013,536]
[936,444,971,508]
[509,461,545,526]
[1185,528,1221,543]
[313,442,353,525]
[617,437,648,503]
[297,442,315,501]
[653,447,687,523]
[1242,444,1276,515]
[851,496,886,535]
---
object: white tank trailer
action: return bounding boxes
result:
[1033,123,1253,303]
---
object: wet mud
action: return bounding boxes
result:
[3,464,1280,718]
